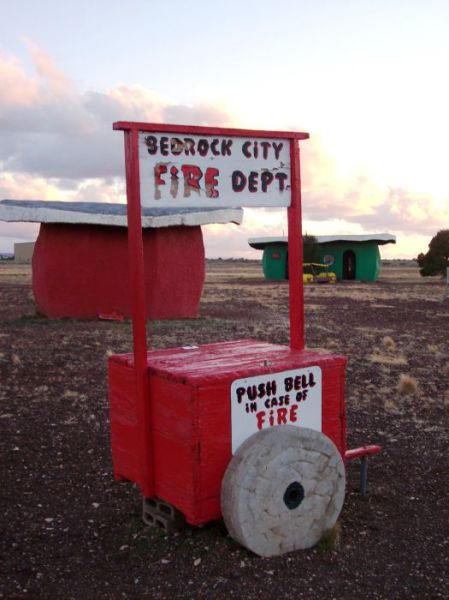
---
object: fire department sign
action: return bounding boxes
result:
[138,132,291,208]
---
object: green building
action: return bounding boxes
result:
[248,234,396,281]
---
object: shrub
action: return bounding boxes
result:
[417,229,449,277]
[303,234,320,264]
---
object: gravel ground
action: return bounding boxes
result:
[0,260,448,600]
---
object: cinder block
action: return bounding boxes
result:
[142,497,185,534]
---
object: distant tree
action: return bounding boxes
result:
[303,234,320,264]
[417,229,449,277]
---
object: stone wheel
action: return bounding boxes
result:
[221,426,345,557]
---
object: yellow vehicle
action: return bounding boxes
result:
[303,262,337,284]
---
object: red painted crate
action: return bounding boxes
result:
[108,339,346,526]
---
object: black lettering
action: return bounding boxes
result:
[273,142,283,160]
[253,141,258,159]
[261,141,271,159]
[247,385,257,401]
[261,171,274,192]
[184,138,195,156]
[258,383,266,398]
[284,377,293,392]
[170,138,183,155]
[211,139,220,156]
[248,171,258,193]
[266,380,277,396]
[160,137,169,156]
[242,141,252,158]
[232,170,246,192]
[145,135,158,155]
[275,172,288,191]
[198,139,209,157]
[221,139,233,156]
[236,387,246,403]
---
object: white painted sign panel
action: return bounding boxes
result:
[138,132,291,208]
[230,367,322,453]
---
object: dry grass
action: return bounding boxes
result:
[398,374,418,395]
[384,398,401,413]
[0,264,32,282]
[369,353,407,366]
[427,344,440,354]
[12,354,22,366]
[325,340,339,350]
[382,336,396,352]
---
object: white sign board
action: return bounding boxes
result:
[230,367,322,453]
[138,132,291,208]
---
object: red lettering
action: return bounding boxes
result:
[289,405,298,423]
[205,167,219,198]
[181,165,202,197]
[154,163,167,186]
[277,407,288,424]
[154,163,167,200]
[256,411,265,430]
[170,166,179,199]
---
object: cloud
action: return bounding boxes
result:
[0,45,235,180]
[300,135,449,237]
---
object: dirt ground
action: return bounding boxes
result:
[1,260,448,600]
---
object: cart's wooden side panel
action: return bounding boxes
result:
[150,375,200,521]
[322,361,347,456]
[108,356,141,483]
[196,382,232,522]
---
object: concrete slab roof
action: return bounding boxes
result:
[248,233,396,249]
[0,200,243,228]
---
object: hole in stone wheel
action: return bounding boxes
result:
[283,481,304,510]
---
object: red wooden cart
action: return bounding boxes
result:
[108,122,380,556]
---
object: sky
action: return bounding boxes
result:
[1,0,448,259]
